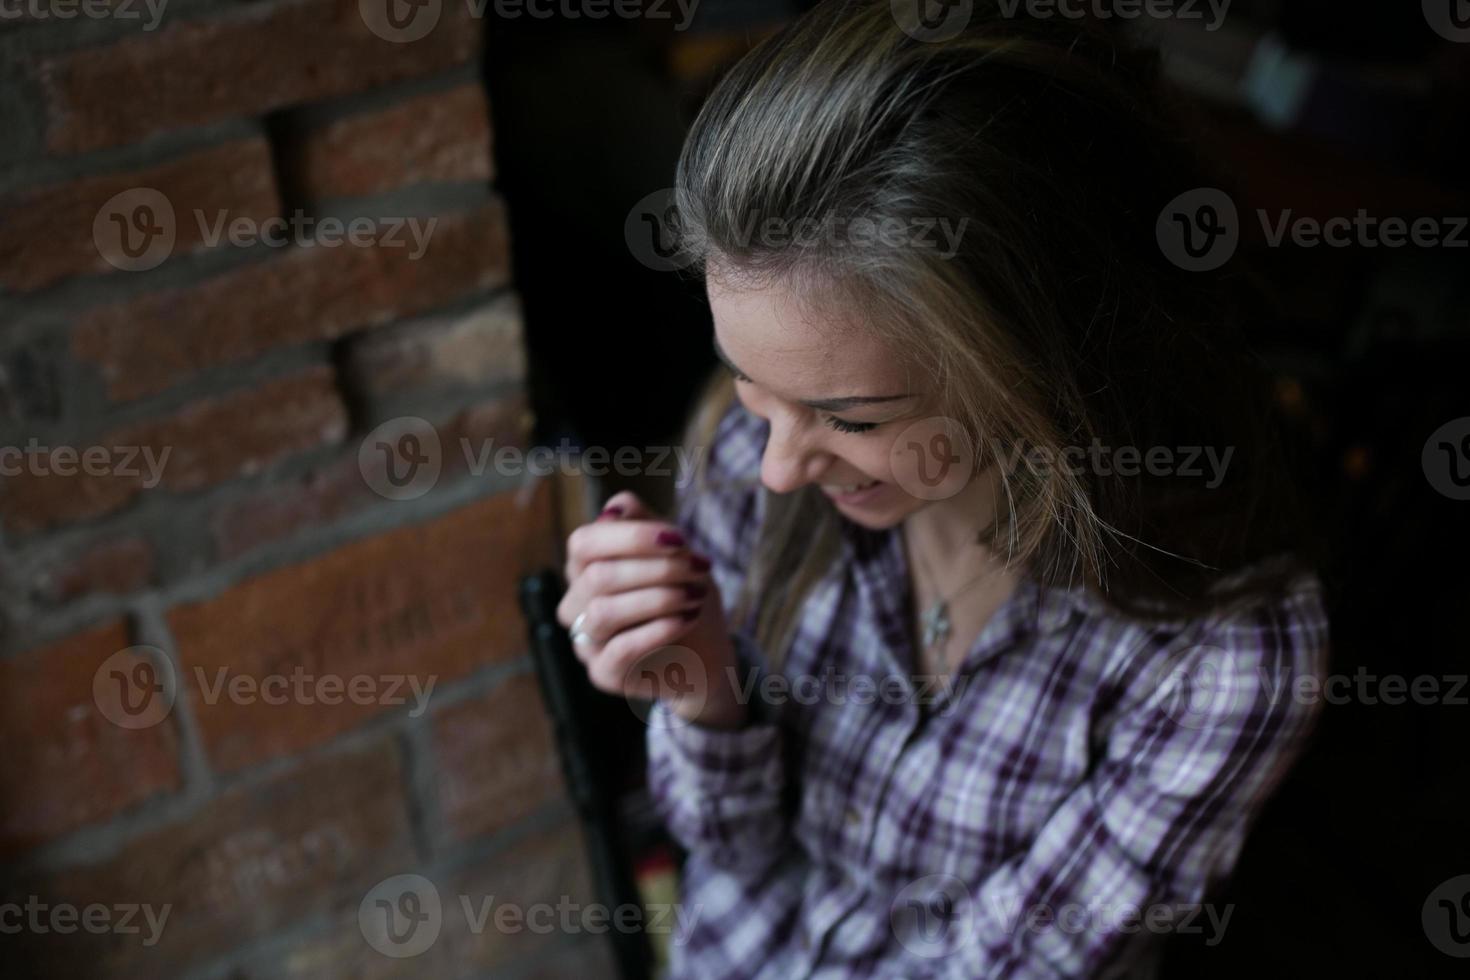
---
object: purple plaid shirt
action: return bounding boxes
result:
[647,400,1330,979]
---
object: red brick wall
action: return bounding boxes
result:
[0,2,610,975]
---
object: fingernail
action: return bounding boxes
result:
[680,607,700,621]
[683,583,707,599]
[689,554,711,572]
[598,505,624,520]
[656,529,686,547]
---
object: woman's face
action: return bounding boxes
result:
[708,275,947,530]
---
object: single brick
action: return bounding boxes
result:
[0,138,279,293]
[292,82,493,201]
[36,0,480,155]
[0,619,182,856]
[0,365,348,534]
[343,292,525,399]
[170,478,558,773]
[72,200,510,403]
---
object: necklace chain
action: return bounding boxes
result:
[906,525,993,670]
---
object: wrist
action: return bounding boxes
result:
[670,685,748,730]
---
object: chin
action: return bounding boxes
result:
[825,494,916,530]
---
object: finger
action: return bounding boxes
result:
[573,583,707,647]
[565,518,691,582]
[587,610,701,694]
[596,489,655,521]
[556,554,710,627]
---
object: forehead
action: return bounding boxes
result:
[707,275,909,396]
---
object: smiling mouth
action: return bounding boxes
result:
[821,478,881,495]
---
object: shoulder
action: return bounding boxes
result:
[1084,564,1331,733]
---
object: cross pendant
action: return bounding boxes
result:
[920,599,951,653]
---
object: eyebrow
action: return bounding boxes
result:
[712,335,912,411]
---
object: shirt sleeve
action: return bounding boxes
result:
[645,395,792,873]
[936,578,1331,979]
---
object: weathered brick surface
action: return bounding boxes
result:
[0,365,349,534]
[35,0,480,154]
[0,620,182,856]
[31,535,155,603]
[293,82,493,201]
[170,478,558,773]
[343,293,526,398]
[220,819,597,979]
[210,389,531,562]
[72,200,511,402]
[0,138,279,293]
[434,671,564,843]
[2,737,417,977]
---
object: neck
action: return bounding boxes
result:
[902,462,1004,579]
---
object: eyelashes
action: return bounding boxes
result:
[824,416,878,434]
[727,367,878,434]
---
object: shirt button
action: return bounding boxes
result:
[844,807,861,827]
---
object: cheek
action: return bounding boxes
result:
[836,437,899,482]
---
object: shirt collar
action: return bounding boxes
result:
[838,513,1095,674]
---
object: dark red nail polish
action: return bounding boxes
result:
[683,583,708,599]
[690,554,711,572]
[656,530,686,547]
[598,504,624,520]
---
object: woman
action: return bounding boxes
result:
[557,1,1329,976]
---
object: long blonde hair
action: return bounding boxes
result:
[675,0,1311,664]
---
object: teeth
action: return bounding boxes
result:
[823,480,879,494]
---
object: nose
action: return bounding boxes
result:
[759,414,826,494]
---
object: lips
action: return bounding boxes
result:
[821,478,880,494]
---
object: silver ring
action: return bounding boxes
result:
[570,611,588,637]
[571,630,591,647]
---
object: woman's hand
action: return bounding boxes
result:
[556,490,748,729]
